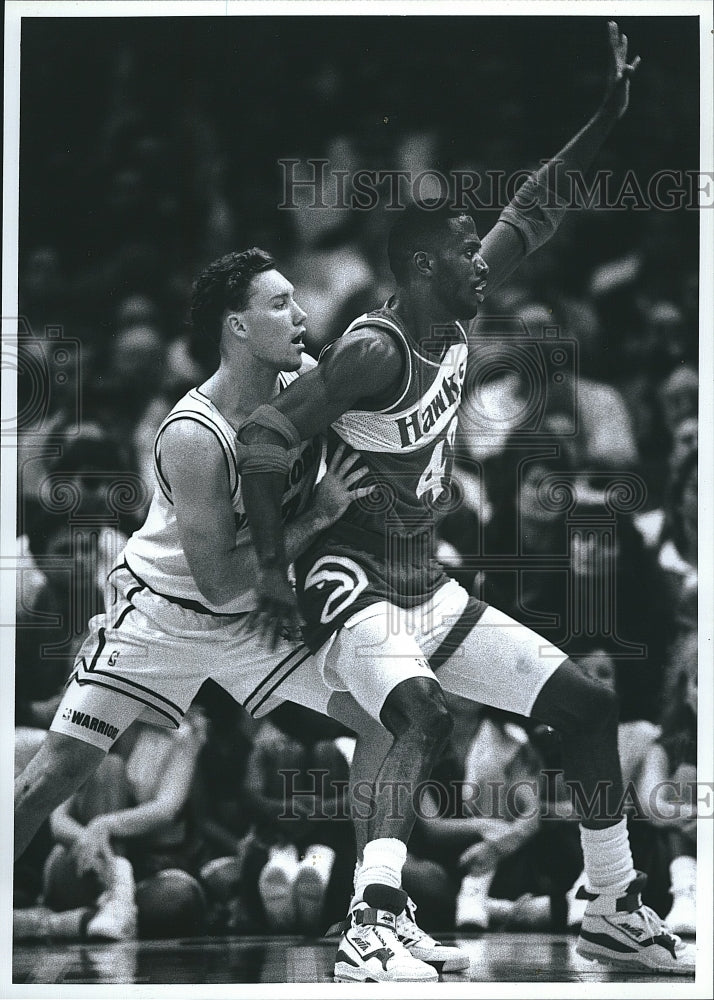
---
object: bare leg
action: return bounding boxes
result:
[329,679,449,852]
[531,658,623,829]
[15,731,107,860]
[328,691,393,860]
[367,676,452,844]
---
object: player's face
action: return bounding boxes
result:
[239,270,307,371]
[431,217,489,319]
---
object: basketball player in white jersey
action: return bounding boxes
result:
[238,24,694,979]
[15,246,471,980]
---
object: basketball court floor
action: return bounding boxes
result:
[12,932,697,985]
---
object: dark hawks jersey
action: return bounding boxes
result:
[327,301,468,533]
[295,301,472,643]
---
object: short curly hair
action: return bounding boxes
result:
[189,248,276,365]
[388,200,471,284]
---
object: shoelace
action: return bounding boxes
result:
[624,904,681,948]
[399,912,430,943]
[400,899,433,944]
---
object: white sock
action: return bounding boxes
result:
[579,819,636,895]
[353,838,406,902]
[460,871,494,897]
[670,855,696,894]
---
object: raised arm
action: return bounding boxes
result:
[238,329,404,643]
[481,20,641,294]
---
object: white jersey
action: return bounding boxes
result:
[122,378,323,615]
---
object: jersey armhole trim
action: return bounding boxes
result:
[156,413,239,501]
[337,316,414,415]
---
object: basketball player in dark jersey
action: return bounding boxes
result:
[238,23,694,980]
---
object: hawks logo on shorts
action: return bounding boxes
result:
[302,556,369,624]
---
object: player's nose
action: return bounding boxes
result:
[474,256,489,279]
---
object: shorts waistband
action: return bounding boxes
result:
[112,559,239,617]
[327,521,436,565]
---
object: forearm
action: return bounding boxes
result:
[100,801,178,839]
[285,504,332,562]
[243,788,295,824]
[49,806,87,848]
[496,106,618,261]
[488,815,540,856]
[240,469,291,580]
[420,814,498,849]
[203,503,330,609]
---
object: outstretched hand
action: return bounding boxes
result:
[601,20,641,120]
[314,444,374,523]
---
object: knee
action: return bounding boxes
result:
[564,676,620,738]
[534,660,620,738]
[581,681,619,735]
[381,677,453,748]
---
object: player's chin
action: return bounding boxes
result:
[459,299,481,320]
[284,349,304,371]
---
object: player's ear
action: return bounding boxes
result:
[413,250,433,277]
[226,310,247,338]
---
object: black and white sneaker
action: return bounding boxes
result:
[576,873,695,975]
[333,885,438,983]
[396,895,469,972]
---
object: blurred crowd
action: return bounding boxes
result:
[14,17,698,943]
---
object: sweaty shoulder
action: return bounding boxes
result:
[160,417,231,483]
[321,326,404,405]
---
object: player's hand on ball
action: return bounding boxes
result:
[314,443,374,524]
[601,20,641,120]
[255,563,302,650]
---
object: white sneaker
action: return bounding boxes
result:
[396,895,469,972]
[334,885,438,983]
[576,873,695,975]
[86,857,137,941]
[665,890,696,937]
[258,844,300,931]
[293,844,335,935]
[455,875,489,931]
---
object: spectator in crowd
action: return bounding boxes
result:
[480,468,672,723]
[15,526,108,730]
[635,639,697,936]
[655,446,698,686]
[240,714,354,936]
[39,709,209,940]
